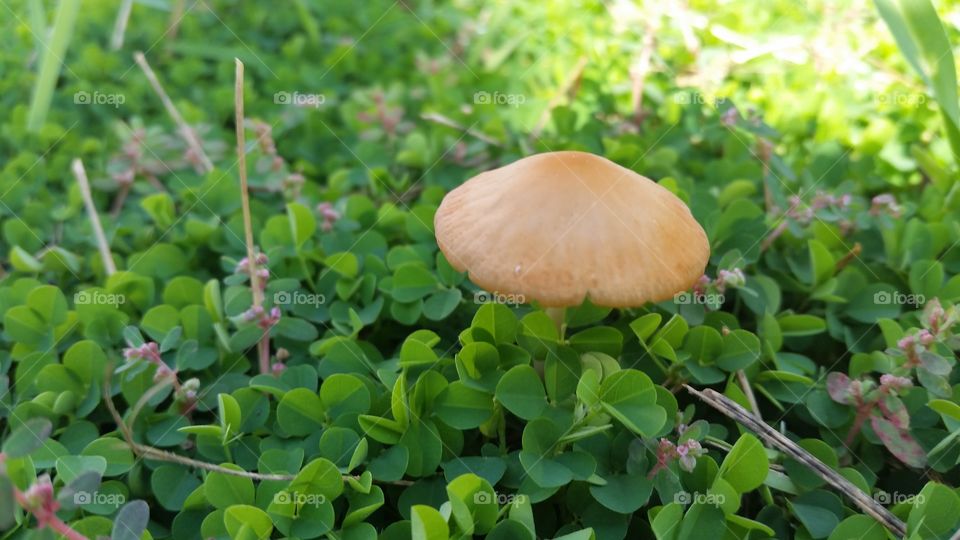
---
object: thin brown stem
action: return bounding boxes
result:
[532,56,588,139]
[835,242,862,272]
[128,380,176,430]
[234,60,261,308]
[110,180,133,218]
[102,368,412,486]
[420,112,503,147]
[760,219,790,252]
[13,486,88,540]
[72,159,116,275]
[736,370,760,418]
[630,15,660,126]
[234,59,270,375]
[44,515,88,540]
[845,405,870,448]
[134,51,214,173]
[685,385,907,538]
[144,172,167,192]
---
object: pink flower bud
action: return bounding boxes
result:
[880,374,912,392]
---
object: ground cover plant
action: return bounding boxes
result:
[2,0,960,539]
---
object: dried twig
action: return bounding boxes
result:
[835,242,862,272]
[630,16,660,125]
[102,368,413,485]
[110,178,133,218]
[101,371,293,482]
[420,112,503,147]
[71,159,116,276]
[234,59,270,376]
[685,385,907,538]
[234,60,260,307]
[531,56,588,139]
[134,51,214,173]
[736,369,761,418]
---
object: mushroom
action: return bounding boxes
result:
[434,151,710,335]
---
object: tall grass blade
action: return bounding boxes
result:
[26,0,81,132]
[876,0,960,170]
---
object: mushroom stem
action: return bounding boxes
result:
[545,307,566,339]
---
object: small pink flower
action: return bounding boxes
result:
[243,305,265,322]
[927,298,946,331]
[716,268,745,291]
[176,378,200,404]
[257,307,282,330]
[870,194,901,218]
[692,275,711,295]
[153,363,177,384]
[317,202,341,232]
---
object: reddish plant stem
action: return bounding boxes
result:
[12,486,87,540]
[45,517,88,540]
[110,179,133,217]
[835,242,862,272]
[259,337,271,376]
[647,461,667,480]
[845,403,871,448]
[761,220,790,252]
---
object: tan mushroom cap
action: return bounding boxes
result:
[434,151,710,308]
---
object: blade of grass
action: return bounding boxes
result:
[899,0,960,163]
[110,0,135,50]
[876,0,960,166]
[26,0,81,132]
[27,0,46,57]
[874,0,930,85]
[293,0,321,44]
